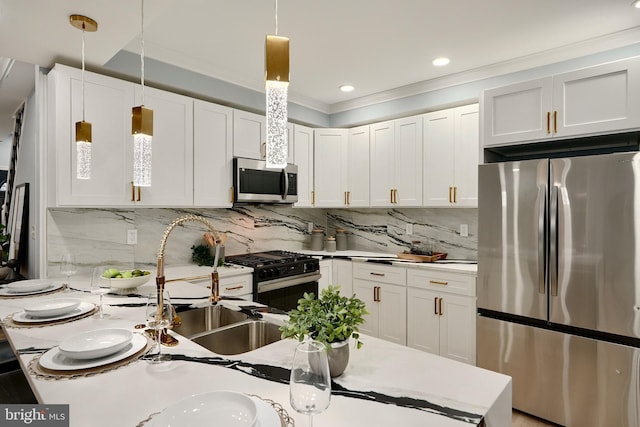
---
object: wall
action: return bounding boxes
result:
[46,206,477,278]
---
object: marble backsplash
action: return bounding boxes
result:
[46,206,477,277]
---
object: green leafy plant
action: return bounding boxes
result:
[191,244,224,267]
[280,285,369,350]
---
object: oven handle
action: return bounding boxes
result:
[258,272,322,293]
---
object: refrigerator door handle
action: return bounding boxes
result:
[550,184,559,297]
[538,185,547,294]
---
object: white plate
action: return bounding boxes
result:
[39,333,147,371]
[23,298,82,318]
[59,328,134,360]
[0,282,64,296]
[251,397,283,427]
[151,391,258,427]
[100,274,151,290]
[6,279,55,293]
[12,301,95,323]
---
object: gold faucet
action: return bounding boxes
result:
[156,214,223,304]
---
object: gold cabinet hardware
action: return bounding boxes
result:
[438,297,443,316]
[434,297,438,315]
[376,286,381,302]
[429,280,448,286]
[390,189,393,204]
[224,285,244,291]
[547,112,551,134]
[373,286,378,302]
[347,191,351,205]
[448,186,452,203]
[370,272,385,277]
[137,186,141,202]
[553,110,558,134]
[261,142,266,159]
[344,191,347,205]
[394,189,398,204]
[230,186,234,204]
[311,191,315,205]
[453,187,457,203]
[131,182,135,202]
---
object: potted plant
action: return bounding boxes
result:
[280,285,368,377]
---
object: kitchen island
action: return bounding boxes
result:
[0,271,511,427]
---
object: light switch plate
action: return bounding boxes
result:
[460,224,469,237]
[406,223,413,235]
[127,229,138,245]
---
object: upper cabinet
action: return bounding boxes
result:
[370,116,423,207]
[313,129,348,207]
[423,104,479,207]
[193,100,234,207]
[293,124,314,207]
[133,86,194,206]
[48,64,135,207]
[482,57,640,147]
[232,109,293,163]
[347,126,370,207]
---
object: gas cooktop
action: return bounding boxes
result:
[225,250,315,267]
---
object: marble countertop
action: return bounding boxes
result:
[0,279,509,427]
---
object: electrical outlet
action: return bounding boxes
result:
[460,224,469,237]
[308,222,314,233]
[406,223,413,235]
[127,229,138,245]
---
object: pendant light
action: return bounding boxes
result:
[70,15,97,180]
[265,0,289,169]
[132,0,153,187]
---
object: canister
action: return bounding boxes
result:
[335,228,348,251]
[326,236,337,252]
[310,228,325,251]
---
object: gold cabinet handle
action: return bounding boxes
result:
[224,285,244,291]
[434,297,438,315]
[547,112,551,134]
[312,190,315,206]
[137,186,141,202]
[390,189,393,204]
[131,182,135,202]
[344,191,347,206]
[429,280,448,286]
[438,297,443,316]
[347,191,351,205]
[553,111,558,134]
[261,142,266,159]
[230,186,234,204]
[370,272,385,277]
[453,186,457,203]
[394,189,398,204]
[376,286,381,302]
[448,186,452,203]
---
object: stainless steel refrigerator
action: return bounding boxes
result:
[477,151,640,427]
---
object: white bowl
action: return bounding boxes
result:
[7,279,53,293]
[59,328,134,360]
[23,298,82,318]
[100,273,151,290]
[152,391,258,427]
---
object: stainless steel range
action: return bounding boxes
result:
[225,250,320,311]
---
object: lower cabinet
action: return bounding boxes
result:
[318,259,332,294]
[331,259,353,296]
[406,268,476,365]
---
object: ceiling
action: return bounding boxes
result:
[1,0,640,142]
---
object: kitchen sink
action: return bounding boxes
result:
[172,305,251,338]
[191,321,282,355]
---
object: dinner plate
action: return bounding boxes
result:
[7,279,54,293]
[59,328,133,360]
[39,333,147,371]
[150,391,258,427]
[23,298,82,318]
[12,302,95,323]
[0,281,64,296]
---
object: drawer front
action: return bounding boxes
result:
[353,263,406,286]
[219,275,253,297]
[406,268,475,296]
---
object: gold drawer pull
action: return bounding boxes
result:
[370,272,385,277]
[438,297,443,316]
[224,285,244,291]
[546,112,551,134]
[429,280,448,286]
[553,110,558,133]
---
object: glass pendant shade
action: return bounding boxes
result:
[132,106,153,187]
[75,121,92,179]
[265,34,289,169]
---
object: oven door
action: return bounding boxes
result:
[256,272,321,312]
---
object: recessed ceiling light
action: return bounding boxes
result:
[339,84,354,93]
[633,0,640,8]
[432,57,450,67]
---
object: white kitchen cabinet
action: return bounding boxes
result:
[313,129,348,207]
[219,274,253,300]
[232,109,293,163]
[331,259,353,296]
[133,86,193,206]
[406,268,476,365]
[48,64,135,207]
[346,126,370,207]
[482,57,640,147]
[293,124,314,207]
[423,104,479,207]
[193,100,234,207]
[318,259,333,294]
[370,116,423,207]
[353,262,406,345]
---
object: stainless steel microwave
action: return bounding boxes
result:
[233,157,298,204]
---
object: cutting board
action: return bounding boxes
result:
[397,252,448,263]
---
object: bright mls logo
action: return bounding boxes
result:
[1,405,69,426]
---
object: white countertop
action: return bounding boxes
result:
[0,276,508,427]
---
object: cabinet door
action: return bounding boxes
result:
[313,129,348,207]
[439,293,476,365]
[377,283,407,345]
[52,65,135,206]
[233,110,265,160]
[453,104,479,207]
[133,86,193,206]
[286,123,294,164]
[407,287,440,354]
[193,100,233,207]
[353,279,379,337]
[423,109,455,207]
[331,259,353,296]
[318,259,332,294]
[293,124,314,207]
[394,116,422,207]
[482,77,553,147]
[369,121,395,207]
[553,57,640,138]
[347,126,370,207]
